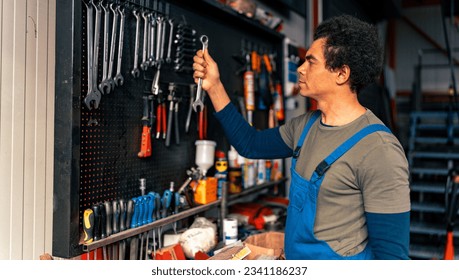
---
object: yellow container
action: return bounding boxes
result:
[194,177,217,204]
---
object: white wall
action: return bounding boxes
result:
[0,0,55,260]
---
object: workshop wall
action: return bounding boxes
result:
[0,0,55,259]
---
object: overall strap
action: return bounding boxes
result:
[310,124,392,182]
[292,110,321,167]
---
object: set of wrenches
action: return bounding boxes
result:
[84,1,125,110]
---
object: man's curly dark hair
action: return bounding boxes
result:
[314,15,383,94]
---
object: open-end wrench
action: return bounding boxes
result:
[148,13,156,67]
[159,16,167,63]
[192,35,209,112]
[98,4,111,94]
[166,18,174,63]
[114,7,125,87]
[106,4,118,92]
[140,11,149,71]
[84,2,101,110]
[131,10,141,78]
[155,15,164,66]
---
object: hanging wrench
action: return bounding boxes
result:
[114,7,125,87]
[155,15,164,66]
[148,13,156,67]
[84,2,101,110]
[131,10,141,78]
[140,11,149,71]
[165,18,174,63]
[159,16,167,63]
[192,35,208,112]
[98,4,111,94]
[106,4,118,92]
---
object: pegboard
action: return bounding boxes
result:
[53,0,285,258]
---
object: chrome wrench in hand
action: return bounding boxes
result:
[192,35,208,112]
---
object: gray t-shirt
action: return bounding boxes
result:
[279,109,410,256]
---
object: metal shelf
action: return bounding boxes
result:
[82,199,221,252]
[227,178,288,203]
[82,178,288,252]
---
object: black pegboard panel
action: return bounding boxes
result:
[54,0,284,258]
[78,1,201,220]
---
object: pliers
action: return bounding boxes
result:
[165,83,180,147]
[156,92,167,140]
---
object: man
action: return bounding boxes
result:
[193,15,410,260]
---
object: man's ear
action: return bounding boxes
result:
[336,65,350,86]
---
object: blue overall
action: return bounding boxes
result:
[284,111,392,260]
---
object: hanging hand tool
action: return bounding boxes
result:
[111,200,120,260]
[165,83,180,147]
[114,6,125,87]
[99,4,112,94]
[119,198,126,232]
[166,18,175,63]
[141,11,150,71]
[106,4,118,92]
[91,204,101,241]
[148,13,156,66]
[99,203,108,259]
[83,2,101,110]
[156,93,167,140]
[104,200,113,259]
[138,96,152,158]
[130,197,139,228]
[147,193,156,224]
[152,192,161,258]
[112,200,120,234]
[104,201,112,237]
[124,199,134,259]
[125,199,134,230]
[192,35,209,112]
[161,188,173,219]
[131,9,141,78]
[172,191,182,233]
[83,208,94,244]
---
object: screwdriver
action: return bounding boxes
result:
[83,208,94,244]
[112,200,120,234]
[91,204,101,241]
[119,198,126,232]
[161,189,172,219]
[104,201,112,237]
[126,199,134,230]
[100,203,107,239]
[131,197,140,228]
[147,192,156,224]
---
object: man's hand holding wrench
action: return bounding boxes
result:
[192,35,208,113]
[193,35,232,113]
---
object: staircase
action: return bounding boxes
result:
[408,110,459,259]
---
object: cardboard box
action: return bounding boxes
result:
[243,231,285,260]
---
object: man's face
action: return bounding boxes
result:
[297,38,337,98]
